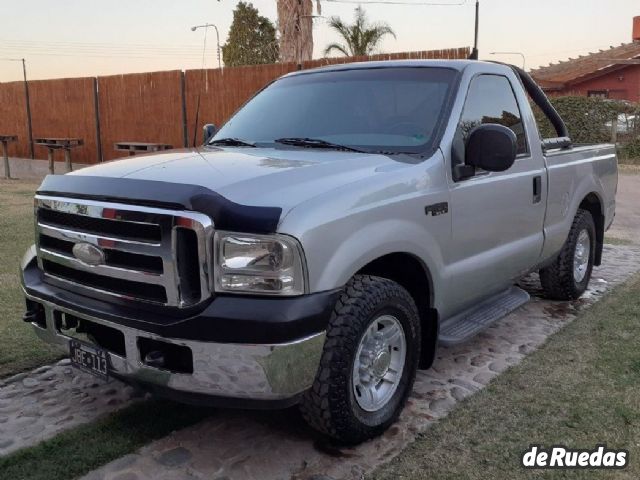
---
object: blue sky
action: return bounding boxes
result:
[0,0,638,82]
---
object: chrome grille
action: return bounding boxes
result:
[35,195,214,308]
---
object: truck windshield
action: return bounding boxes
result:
[210,67,458,155]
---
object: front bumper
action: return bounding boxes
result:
[21,251,336,406]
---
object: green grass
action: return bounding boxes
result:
[372,274,640,480]
[0,400,212,480]
[0,180,63,378]
[604,236,634,246]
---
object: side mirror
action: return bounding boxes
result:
[465,124,517,172]
[203,124,217,144]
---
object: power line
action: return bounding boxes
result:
[0,45,203,55]
[0,46,203,54]
[0,38,203,49]
[0,45,204,54]
[0,51,207,60]
[0,38,207,59]
[0,0,471,63]
[0,54,206,60]
[0,43,208,60]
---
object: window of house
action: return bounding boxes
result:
[588,90,609,99]
[457,75,528,156]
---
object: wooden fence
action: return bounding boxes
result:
[29,77,99,164]
[0,81,30,158]
[98,70,186,162]
[0,47,470,164]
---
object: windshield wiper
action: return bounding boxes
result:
[209,137,256,147]
[274,137,365,153]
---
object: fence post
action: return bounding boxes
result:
[47,149,54,174]
[64,149,73,172]
[22,60,35,159]
[611,116,618,144]
[2,141,11,179]
[181,71,188,148]
[93,77,103,163]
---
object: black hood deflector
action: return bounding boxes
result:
[37,175,282,234]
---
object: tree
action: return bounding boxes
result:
[222,2,279,67]
[324,7,396,57]
[277,0,314,63]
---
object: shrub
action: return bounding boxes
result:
[532,96,637,144]
[619,138,640,163]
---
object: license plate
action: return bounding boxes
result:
[69,339,109,380]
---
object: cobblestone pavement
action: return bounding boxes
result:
[0,359,144,455]
[77,245,640,480]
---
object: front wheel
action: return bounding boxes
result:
[540,209,596,300]
[300,275,420,444]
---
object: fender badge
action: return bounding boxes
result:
[425,202,449,217]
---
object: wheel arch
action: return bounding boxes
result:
[579,192,604,266]
[356,252,439,369]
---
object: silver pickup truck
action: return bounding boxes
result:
[21,60,617,443]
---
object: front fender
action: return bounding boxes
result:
[278,151,451,306]
[312,218,444,295]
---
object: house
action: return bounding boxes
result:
[530,17,640,102]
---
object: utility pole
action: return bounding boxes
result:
[22,59,34,159]
[469,0,479,60]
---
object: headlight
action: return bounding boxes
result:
[213,231,306,296]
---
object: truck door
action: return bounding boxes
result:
[444,73,546,312]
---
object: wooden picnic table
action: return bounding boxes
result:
[114,142,173,156]
[0,135,18,179]
[34,138,84,174]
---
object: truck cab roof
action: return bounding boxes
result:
[283,59,512,77]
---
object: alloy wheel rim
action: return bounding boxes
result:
[573,229,591,284]
[352,314,406,412]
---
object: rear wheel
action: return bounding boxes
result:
[540,209,596,300]
[300,275,420,444]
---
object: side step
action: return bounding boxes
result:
[439,286,530,346]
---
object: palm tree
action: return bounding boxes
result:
[324,7,396,57]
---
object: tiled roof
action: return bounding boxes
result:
[530,41,640,88]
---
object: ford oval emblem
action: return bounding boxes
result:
[72,242,106,266]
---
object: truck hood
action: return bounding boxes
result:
[70,147,413,213]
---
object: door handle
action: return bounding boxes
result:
[533,176,542,204]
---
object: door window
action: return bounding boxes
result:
[457,75,528,156]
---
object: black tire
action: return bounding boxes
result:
[300,275,420,444]
[540,209,596,300]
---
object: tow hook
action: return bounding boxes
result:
[23,302,44,323]
[22,309,40,323]
[144,351,166,369]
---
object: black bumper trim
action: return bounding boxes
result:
[23,260,339,344]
